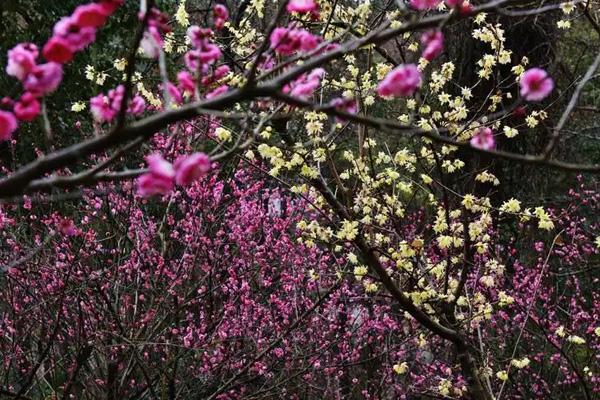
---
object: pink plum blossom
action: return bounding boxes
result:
[470,127,496,150]
[421,30,444,61]
[42,36,74,64]
[174,152,212,186]
[0,110,18,141]
[205,85,229,99]
[72,3,110,28]
[13,92,41,122]
[288,68,325,99]
[287,0,318,13]
[519,68,554,102]
[213,4,229,30]
[53,16,96,52]
[177,71,196,94]
[24,62,63,96]
[270,28,320,56]
[128,95,146,116]
[6,43,38,81]
[377,64,421,97]
[137,154,176,197]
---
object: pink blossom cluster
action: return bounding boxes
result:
[89,85,146,123]
[270,27,321,56]
[470,126,496,150]
[1,0,123,141]
[137,152,212,197]
[287,0,319,14]
[285,68,326,99]
[421,30,444,61]
[213,4,229,30]
[377,64,422,97]
[140,8,173,58]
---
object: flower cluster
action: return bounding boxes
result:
[1,0,123,140]
[270,27,321,56]
[90,85,146,123]
[421,30,444,61]
[137,152,212,197]
[377,64,422,97]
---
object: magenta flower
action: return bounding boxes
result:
[410,0,442,10]
[72,3,110,28]
[287,0,318,13]
[6,43,39,81]
[128,95,146,116]
[205,85,229,100]
[53,16,96,52]
[42,37,74,64]
[270,28,320,56]
[166,82,183,105]
[519,68,554,102]
[0,110,18,141]
[213,4,229,30]
[137,154,175,197]
[288,68,325,99]
[174,153,212,186]
[377,64,421,98]
[24,62,63,96]
[14,92,41,122]
[187,26,213,48]
[421,30,444,61]
[470,127,496,150]
[177,71,196,94]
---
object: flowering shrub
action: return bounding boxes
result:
[0,0,599,399]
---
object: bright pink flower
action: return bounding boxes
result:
[184,42,222,71]
[421,30,444,61]
[288,68,325,99]
[13,93,41,122]
[0,110,18,141]
[205,85,229,99]
[213,4,229,30]
[298,30,320,52]
[177,71,196,94]
[470,127,495,150]
[42,36,74,64]
[167,82,183,105]
[214,65,231,80]
[287,0,318,13]
[270,28,320,56]
[72,3,110,28]
[137,154,175,197]
[53,16,96,51]
[519,68,554,102]
[377,64,421,97]
[90,94,112,122]
[6,43,38,81]
[187,26,213,48]
[24,62,63,96]
[410,0,442,9]
[331,97,358,114]
[128,95,146,116]
[174,152,212,186]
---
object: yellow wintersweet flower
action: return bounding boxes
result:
[393,362,408,375]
